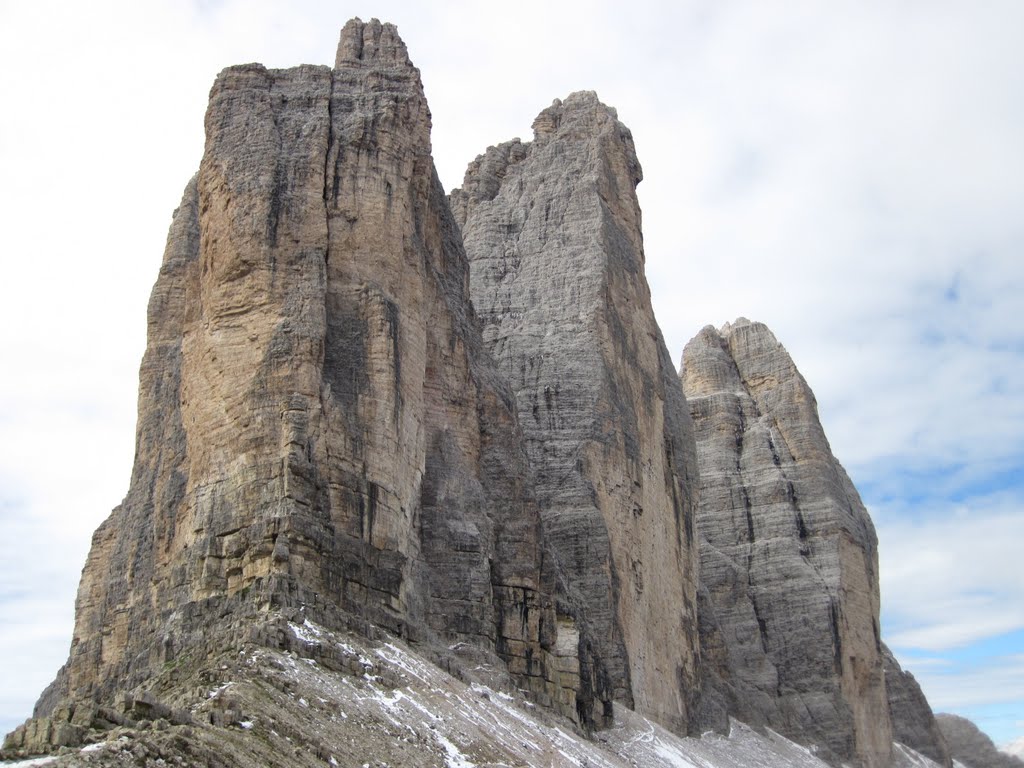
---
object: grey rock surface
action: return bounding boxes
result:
[682,319,892,768]
[884,643,952,766]
[6,18,569,756]
[936,714,1024,768]
[452,91,701,734]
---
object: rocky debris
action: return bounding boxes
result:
[0,608,950,768]
[936,714,1024,768]
[452,91,701,734]
[12,17,570,753]
[884,643,952,766]
[681,319,892,768]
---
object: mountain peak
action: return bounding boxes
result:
[335,17,411,68]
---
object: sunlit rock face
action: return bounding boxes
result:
[18,20,566,750]
[452,92,702,734]
[682,319,893,768]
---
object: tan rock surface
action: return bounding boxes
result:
[14,19,566,753]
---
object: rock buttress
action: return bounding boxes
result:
[451,92,701,734]
[10,19,566,753]
[682,319,893,768]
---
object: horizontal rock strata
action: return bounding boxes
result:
[15,19,570,753]
[452,91,701,733]
[682,319,892,768]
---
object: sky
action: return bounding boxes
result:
[1,0,1022,751]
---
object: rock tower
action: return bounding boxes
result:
[452,92,701,733]
[12,21,566,752]
[682,319,892,767]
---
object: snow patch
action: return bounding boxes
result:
[652,736,700,768]
[289,620,323,645]
[207,682,233,699]
[436,732,475,768]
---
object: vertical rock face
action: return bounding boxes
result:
[42,18,560,724]
[681,319,892,767]
[883,644,952,766]
[451,92,701,734]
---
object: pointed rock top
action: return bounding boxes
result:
[531,90,618,139]
[336,18,411,68]
[529,90,641,186]
[682,318,789,397]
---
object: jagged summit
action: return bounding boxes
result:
[335,17,412,68]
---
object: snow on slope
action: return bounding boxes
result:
[1,616,947,767]
[273,618,942,768]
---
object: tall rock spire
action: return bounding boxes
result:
[15,20,565,753]
[682,318,893,768]
[452,91,701,734]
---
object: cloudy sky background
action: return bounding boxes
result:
[1,0,1022,749]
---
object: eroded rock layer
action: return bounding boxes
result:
[682,319,892,767]
[452,92,701,734]
[20,19,568,750]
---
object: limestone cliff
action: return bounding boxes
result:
[883,644,952,766]
[682,319,892,768]
[9,19,568,754]
[3,16,962,766]
[452,92,701,734]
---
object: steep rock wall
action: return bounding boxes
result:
[29,18,564,738]
[452,92,701,734]
[682,319,892,768]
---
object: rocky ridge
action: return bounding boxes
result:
[451,91,701,734]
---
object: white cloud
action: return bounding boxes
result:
[908,656,1024,711]
[878,496,1024,651]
